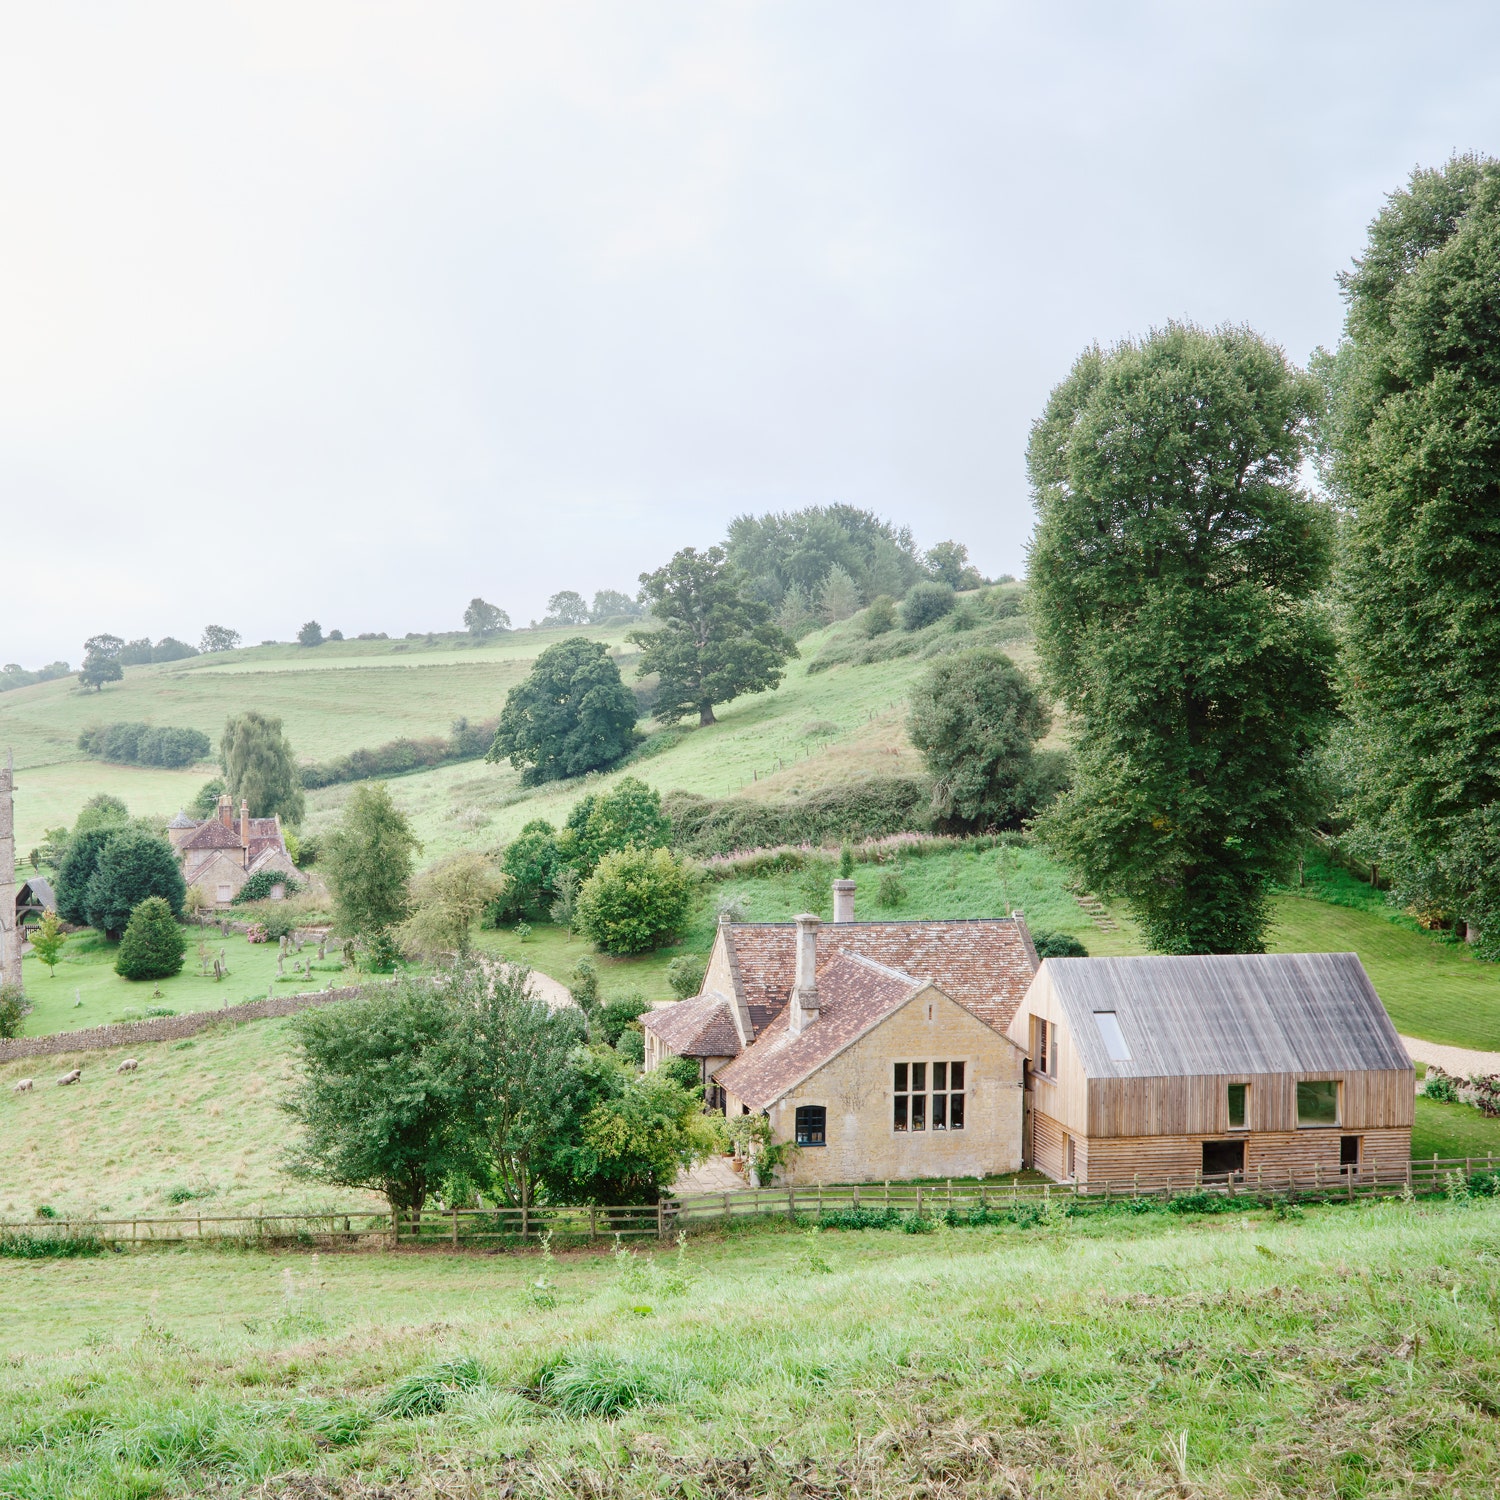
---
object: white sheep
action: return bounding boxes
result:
[13,1078,33,1093]
[56,1068,82,1086]
[117,1058,140,1074]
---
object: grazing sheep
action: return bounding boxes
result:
[117,1058,140,1074]
[56,1069,82,1086]
[14,1078,33,1093]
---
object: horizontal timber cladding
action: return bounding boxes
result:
[1086,1069,1414,1138]
[1031,1109,1088,1181]
[1030,1114,1413,1185]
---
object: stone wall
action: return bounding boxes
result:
[0,982,391,1064]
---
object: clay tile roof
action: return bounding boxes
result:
[246,840,287,869]
[714,954,920,1110]
[642,993,742,1058]
[168,809,197,829]
[179,820,243,851]
[249,818,280,838]
[725,918,1038,1037]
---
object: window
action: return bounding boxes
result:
[216,884,232,903]
[1032,1016,1054,1076]
[1227,1083,1248,1129]
[795,1106,826,1146]
[894,1060,965,1133]
[1340,1134,1360,1169]
[1297,1080,1339,1127]
[1203,1139,1245,1177]
[1092,1011,1130,1061]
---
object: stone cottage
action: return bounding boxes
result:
[166,794,298,906]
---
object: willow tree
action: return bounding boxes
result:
[1027,323,1335,953]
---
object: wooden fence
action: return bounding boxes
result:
[2,1157,1494,1252]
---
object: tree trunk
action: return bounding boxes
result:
[698,703,716,726]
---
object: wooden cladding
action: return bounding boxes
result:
[1085,1068,1413,1138]
[1077,1125,1413,1185]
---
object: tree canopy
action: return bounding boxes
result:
[397,852,504,958]
[558,776,671,875]
[575,844,693,954]
[1027,322,1335,954]
[84,829,187,938]
[724,505,923,607]
[1321,155,1500,955]
[631,546,797,726]
[322,782,421,940]
[220,711,305,825]
[487,637,638,784]
[199,624,241,653]
[463,597,510,635]
[545,591,590,626]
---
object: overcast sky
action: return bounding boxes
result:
[5,2,1500,664]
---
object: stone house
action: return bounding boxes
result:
[167,794,298,907]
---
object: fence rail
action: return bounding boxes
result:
[3,1157,1494,1251]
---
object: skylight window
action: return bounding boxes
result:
[1092,1010,1131,1061]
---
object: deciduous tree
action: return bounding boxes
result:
[199,624,241,653]
[220,711,305,825]
[398,852,505,958]
[322,782,421,940]
[297,620,324,647]
[29,910,67,976]
[631,546,796,725]
[463,597,510,636]
[575,845,693,954]
[1027,322,1335,954]
[557,776,670,876]
[545,591,590,626]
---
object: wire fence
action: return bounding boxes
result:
[2,1156,1494,1253]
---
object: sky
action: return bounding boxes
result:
[4,2,1500,664]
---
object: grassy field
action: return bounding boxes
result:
[17,929,347,1038]
[5,1197,1500,1497]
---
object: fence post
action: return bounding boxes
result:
[916,1185,923,1217]
[391,1209,398,1247]
[853,1183,860,1210]
[787,1188,795,1223]
[591,1205,598,1244]
[452,1207,459,1248]
[658,1198,666,1239]
[947,1179,952,1207]
[1405,1159,1412,1192]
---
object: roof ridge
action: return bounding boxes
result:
[835,951,920,986]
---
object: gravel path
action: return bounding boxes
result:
[1401,1034,1500,1078]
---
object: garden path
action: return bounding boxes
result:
[1401,1034,1500,1079]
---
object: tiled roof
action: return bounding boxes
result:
[714,954,920,1109]
[642,993,741,1058]
[179,821,243,851]
[168,809,197,829]
[247,842,293,873]
[724,918,1037,1037]
[249,817,280,838]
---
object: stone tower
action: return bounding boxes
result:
[0,749,21,994]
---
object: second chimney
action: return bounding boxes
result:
[789,913,820,1035]
[239,799,250,859]
[832,878,856,924]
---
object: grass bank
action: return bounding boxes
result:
[5,1198,1500,1496]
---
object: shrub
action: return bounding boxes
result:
[115,897,188,981]
[231,870,302,904]
[576,847,694,955]
[597,990,651,1047]
[863,595,897,637]
[902,581,956,631]
[0,983,31,1039]
[658,1055,703,1094]
[298,718,499,790]
[667,954,707,998]
[77,723,211,768]
[616,1029,645,1066]
[1032,929,1089,959]
[876,869,907,908]
[1423,1071,1460,1102]
[0,1230,103,1259]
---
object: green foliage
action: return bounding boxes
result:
[77,722,211,768]
[0,982,30,1039]
[220,710,305,825]
[576,846,694,955]
[596,990,650,1047]
[463,597,510,636]
[1423,1073,1461,1103]
[1027,323,1336,954]
[724,504,923,607]
[73,793,130,835]
[500,819,562,918]
[28,909,67,976]
[77,651,123,691]
[191,778,226,819]
[1323,156,1500,957]
[907,649,1054,831]
[631,546,798,726]
[862,595,897,637]
[818,563,861,622]
[230,870,302,905]
[546,590,590,626]
[658,1054,703,1094]
[665,778,930,857]
[1031,929,1089,959]
[925,539,984,590]
[876,868,907,908]
[591,589,643,623]
[84,829,187,938]
[322,782,422,939]
[0,659,70,694]
[115,896,188,981]
[56,825,121,925]
[559,777,671,876]
[838,846,855,878]
[487,637,639,785]
[568,955,600,1013]
[615,1028,645,1066]
[299,718,499,790]
[398,852,504,958]
[377,1357,489,1418]
[666,954,706,999]
[297,620,324,647]
[199,624,241,652]
[562,1067,708,1203]
[901,581,956,631]
[533,1347,672,1417]
[0,1229,101,1258]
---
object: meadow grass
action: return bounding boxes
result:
[1413,1096,1500,1161]
[4,1197,1500,1496]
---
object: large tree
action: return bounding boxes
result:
[1322,156,1500,953]
[631,546,796,725]
[322,782,421,940]
[487,637,638,784]
[724,504,923,606]
[463,597,510,636]
[77,634,124,692]
[84,829,187,938]
[397,852,504,958]
[220,711,305,825]
[1027,323,1335,954]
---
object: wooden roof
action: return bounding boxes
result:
[1043,952,1412,1080]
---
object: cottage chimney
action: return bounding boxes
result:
[239,799,250,865]
[789,913,820,1036]
[832,879,856,924]
[218,793,233,830]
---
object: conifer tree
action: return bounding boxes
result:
[115,896,188,981]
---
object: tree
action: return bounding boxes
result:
[901,581,956,631]
[907,650,1052,830]
[464,597,510,636]
[77,653,123,691]
[115,896,187,980]
[281,978,465,1217]
[199,624,241,653]
[557,776,671,876]
[83,633,124,661]
[74,793,130,835]
[85,829,187,938]
[220,711,305,825]
[118,637,155,667]
[297,620,324,647]
[486,637,638,785]
[631,546,797,725]
[575,845,693,954]
[561,1067,709,1204]
[322,782,421,939]
[398,852,505,958]
[590,589,642,622]
[819,564,861,622]
[29,909,67,977]
[1027,322,1335,954]
[545,591,590,626]
[863,595,897,637]
[725,505,923,606]
[924,540,984,591]
[0,984,30,1040]
[191,778,226,819]
[500,820,562,917]
[151,637,198,662]
[56,826,125,925]
[1322,155,1500,954]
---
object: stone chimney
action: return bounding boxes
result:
[239,799,250,865]
[832,878,856,924]
[789,913,820,1036]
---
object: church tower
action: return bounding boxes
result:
[0,750,21,995]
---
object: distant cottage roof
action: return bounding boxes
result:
[179,821,244,851]
[1043,952,1412,1079]
[714,953,923,1109]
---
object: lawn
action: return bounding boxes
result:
[5,1197,1500,1497]
[1412,1096,1500,1162]
[18,927,347,1038]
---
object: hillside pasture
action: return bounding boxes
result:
[5,1199,1500,1497]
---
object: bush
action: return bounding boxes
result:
[1032,929,1089,959]
[902,581,956,631]
[1423,1072,1461,1102]
[658,1055,703,1094]
[615,1029,645,1066]
[77,723,211,768]
[876,869,907,908]
[666,954,707,999]
[115,896,188,981]
[597,990,651,1047]
[0,983,31,1039]
[863,595,897,637]
[298,719,500,790]
[576,847,694,955]
[231,870,302,904]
